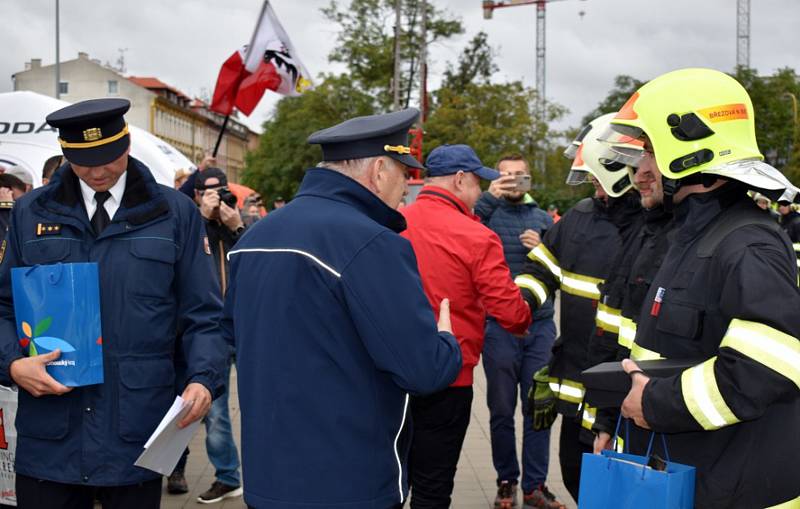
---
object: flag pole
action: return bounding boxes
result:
[212,115,230,158]
[211,0,268,159]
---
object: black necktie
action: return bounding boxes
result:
[91,191,111,235]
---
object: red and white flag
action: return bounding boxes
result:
[210,1,312,116]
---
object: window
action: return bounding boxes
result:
[108,80,118,94]
[58,81,68,95]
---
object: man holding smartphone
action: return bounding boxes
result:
[474,155,562,509]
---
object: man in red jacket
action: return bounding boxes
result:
[401,144,532,508]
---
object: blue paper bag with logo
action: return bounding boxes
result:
[578,418,695,509]
[11,262,103,387]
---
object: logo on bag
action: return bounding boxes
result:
[19,317,75,359]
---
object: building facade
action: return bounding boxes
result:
[12,52,258,182]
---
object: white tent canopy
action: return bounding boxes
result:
[0,91,195,188]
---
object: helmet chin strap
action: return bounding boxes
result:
[662,177,680,212]
[661,173,718,211]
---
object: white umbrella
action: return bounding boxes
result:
[0,91,195,188]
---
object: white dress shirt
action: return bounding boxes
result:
[78,172,127,221]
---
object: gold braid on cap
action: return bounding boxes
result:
[384,144,411,155]
[58,124,129,149]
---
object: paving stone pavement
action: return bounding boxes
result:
[160,364,577,509]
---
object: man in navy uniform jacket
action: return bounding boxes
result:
[0,98,226,509]
[221,108,462,509]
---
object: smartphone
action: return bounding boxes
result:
[512,174,532,192]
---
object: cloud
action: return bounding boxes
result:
[1,0,797,138]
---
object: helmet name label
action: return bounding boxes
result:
[698,103,748,123]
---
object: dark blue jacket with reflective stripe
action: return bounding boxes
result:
[221,168,462,509]
[0,157,226,486]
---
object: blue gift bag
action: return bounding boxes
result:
[11,262,103,387]
[578,419,695,509]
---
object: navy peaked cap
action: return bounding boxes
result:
[307,108,424,170]
[46,98,131,167]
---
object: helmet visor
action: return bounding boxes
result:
[564,142,580,160]
[564,122,594,159]
[596,125,646,167]
[607,122,644,140]
[566,168,590,186]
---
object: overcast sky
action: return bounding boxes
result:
[2,0,799,138]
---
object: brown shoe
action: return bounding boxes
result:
[494,480,518,508]
[197,481,243,504]
[523,484,566,509]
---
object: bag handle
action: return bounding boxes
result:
[612,415,672,477]
[611,414,631,454]
[24,262,65,285]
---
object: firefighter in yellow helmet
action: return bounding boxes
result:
[612,68,800,508]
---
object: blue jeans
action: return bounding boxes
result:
[205,350,241,487]
[482,318,556,492]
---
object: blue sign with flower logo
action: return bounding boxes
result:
[11,262,103,386]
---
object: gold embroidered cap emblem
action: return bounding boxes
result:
[82,127,103,142]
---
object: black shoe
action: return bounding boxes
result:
[494,480,518,508]
[166,470,188,494]
[197,481,243,504]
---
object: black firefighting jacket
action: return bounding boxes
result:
[780,210,800,267]
[584,205,674,436]
[627,184,800,509]
[516,194,639,417]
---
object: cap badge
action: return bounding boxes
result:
[83,127,103,142]
[384,144,411,155]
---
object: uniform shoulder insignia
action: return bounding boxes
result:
[36,223,62,236]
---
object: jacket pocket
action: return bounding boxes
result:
[656,301,703,340]
[22,239,71,266]
[118,357,176,442]
[127,238,176,299]
[16,390,70,440]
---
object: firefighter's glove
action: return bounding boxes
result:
[529,366,557,431]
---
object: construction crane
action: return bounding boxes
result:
[736,0,750,68]
[482,0,586,172]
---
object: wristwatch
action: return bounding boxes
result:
[234,225,245,236]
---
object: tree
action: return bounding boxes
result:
[242,74,376,200]
[733,66,800,183]
[580,75,643,127]
[322,0,463,110]
[424,79,586,205]
[440,31,497,94]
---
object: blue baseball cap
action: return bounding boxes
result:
[425,144,501,180]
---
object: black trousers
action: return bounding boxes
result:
[558,415,592,502]
[16,474,162,509]
[408,386,473,509]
